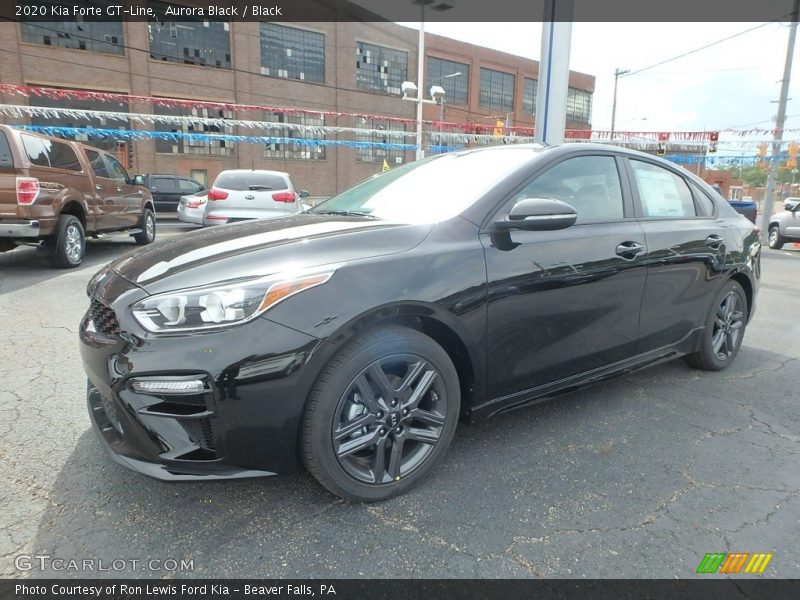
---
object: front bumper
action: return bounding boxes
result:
[0,219,40,238]
[80,271,326,480]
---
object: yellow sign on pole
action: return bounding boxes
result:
[382,159,390,172]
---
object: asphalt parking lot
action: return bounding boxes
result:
[1,226,799,579]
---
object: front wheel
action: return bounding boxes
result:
[47,214,85,268]
[768,226,784,250]
[302,325,460,501]
[684,280,748,371]
[134,208,156,245]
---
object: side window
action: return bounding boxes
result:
[85,150,109,178]
[511,155,624,224]
[689,182,716,217]
[47,141,82,171]
[630,160,697,218]
[0,131,13,168]
[21,134,51,167]
[103,155,129,183]
[179,178,202,193]
[151,177,178,192]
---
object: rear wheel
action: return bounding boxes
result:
[302,325,460,501]
[768,226,784,250]
[134,208,156,245]
[684,280,748,371]
[47,214,85,268]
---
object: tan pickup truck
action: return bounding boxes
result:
[0,125,156,267]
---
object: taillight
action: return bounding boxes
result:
[208,188,228,201]
[16,177,40,205]
[272,191,296,203]
[187,200,201,208]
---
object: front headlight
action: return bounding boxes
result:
[131,269,335,333]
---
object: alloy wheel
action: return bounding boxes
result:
[65,224,83,263]
[769,228,778,247]
[332,354,447,485]
[146,213,155,240]
[711,291,744,360]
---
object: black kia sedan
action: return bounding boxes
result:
[80,143,761,501]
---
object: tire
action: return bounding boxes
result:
[768,225,784,250]
[134,208,156,245]
[684,280,748,371]
[47,214,85,268]
[302,325,461,501]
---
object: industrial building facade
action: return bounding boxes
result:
[0,15,595,196]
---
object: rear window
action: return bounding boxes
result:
[0,131,12,168]
[214,171,288,191]
[20,134,81,171]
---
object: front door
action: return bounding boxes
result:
[102,153,141,228]
[482,153,648,404]
[83,149,119,230]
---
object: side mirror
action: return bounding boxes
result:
[785,199,800,212]
[298,190,310,199]
[133,175,145,186]
[497,197,578,231]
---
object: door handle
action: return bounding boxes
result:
[706,234,724,248]
[615,241,644,258]
[95,184,102,191]
[116,187,122,193]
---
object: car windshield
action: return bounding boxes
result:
[310,147,541,223]
[214,172,288,191]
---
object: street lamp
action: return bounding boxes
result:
[401,72,462,157]
[610,67,629,138]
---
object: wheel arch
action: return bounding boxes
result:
[60,200,87,229]
[729,272,753,318]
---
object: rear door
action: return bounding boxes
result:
[624,158,727,353]
[0,129,21,222]
[83,149,119,230]
[149,176,180,212]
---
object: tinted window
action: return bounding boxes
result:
[690,182,716,217]
[631,160,696,218]
[104,155,129,183]
[151,177,178,192]
[47,141,81,171]
[214,172,288,191]
[179,178,203,192]
[0,131,13,168]
[514,155,624,223]
[21,135,51,167]
[85,150,109,178]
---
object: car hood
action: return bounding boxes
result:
[109,214,434,294]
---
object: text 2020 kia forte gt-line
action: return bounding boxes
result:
[80,144,760,501]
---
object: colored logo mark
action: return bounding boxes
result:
[696,553,773,574]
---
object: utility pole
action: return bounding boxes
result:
[610,68,629,139]
[761,0,799,245]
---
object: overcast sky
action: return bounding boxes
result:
[398,21,798,149]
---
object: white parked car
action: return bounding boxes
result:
[176,191,208,225]
[203,170,308,226]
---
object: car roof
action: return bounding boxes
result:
[217,169,290,176]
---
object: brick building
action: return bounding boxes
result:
[0,16,594,196]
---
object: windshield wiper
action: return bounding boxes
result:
[313,210,381,219]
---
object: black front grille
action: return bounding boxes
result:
[182,418,216,451]
[89,298,122,336]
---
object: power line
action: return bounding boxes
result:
[623,22,775,78]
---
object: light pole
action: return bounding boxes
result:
[401,71,461,159]
[610,67,629,138]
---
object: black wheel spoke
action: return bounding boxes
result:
[353,374,383,414]
[404,369,437,410]
[367,364,396,400]
[333,413,376,441]
[725,332,735,355]
[336,429,380,458]
[398,360,426,394]
[371,437,387,484]
[387,436,404,479]
[409,407,445,427]
[406,427,441,445]
[712,330,725,354]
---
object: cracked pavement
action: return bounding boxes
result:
[1,230,799,579]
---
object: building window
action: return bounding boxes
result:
[426,57,469,105]
[260,23,324,83]
[567,88,593,124]
[148,1,231,69]
[479,68,515,112]
[20,20,124,55]
[522,78,538,115]
[356,118,405,164]
[356,42,407,95]
[153,104,234,156]
[264,113,326,160]
[28,92,129,153]
[190,169,208,187]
